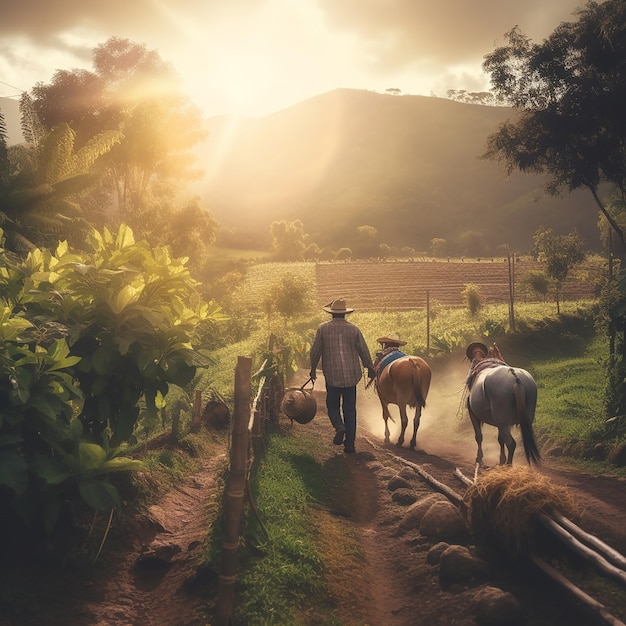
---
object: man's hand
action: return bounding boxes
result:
[309,370,317,382]
[367,367,376,379]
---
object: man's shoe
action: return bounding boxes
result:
[333,429,345,445]
[344,446,355,454]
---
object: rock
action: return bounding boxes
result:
[398,467,416,481]
[137,543,182,566]
[472,586,525,626]
[391,488,418,505]
[399,493,448,530]
[426,541,450,565]
[387,475,411,491]
[439,545,489,587]
[419,501,470,542]
[376,467,397,481]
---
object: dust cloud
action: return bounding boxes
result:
[356,355,502,467]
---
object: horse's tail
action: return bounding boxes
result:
[512,370,541,465]
[411,359,430,408]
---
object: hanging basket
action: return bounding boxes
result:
[281,378,317,424]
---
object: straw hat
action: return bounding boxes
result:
[376,332,407,346]
[322,298,354,314]
[466,341,488,360]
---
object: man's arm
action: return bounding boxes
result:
[355,330,375,376]
[309,327,322,380]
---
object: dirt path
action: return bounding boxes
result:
[4,367,625,626]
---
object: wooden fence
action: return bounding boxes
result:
[214,355,284,625]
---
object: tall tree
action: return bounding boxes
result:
[482,0,626,417]
[31,38,207,225]
[482,0,626,257]
[532,227,587,314]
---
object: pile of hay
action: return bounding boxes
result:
[462,465,578,558]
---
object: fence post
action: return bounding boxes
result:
[215,356,252,625]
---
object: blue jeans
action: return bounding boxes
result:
[325,384,357,448]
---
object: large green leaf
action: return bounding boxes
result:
[78,442,107,471]
[79,480,120,511]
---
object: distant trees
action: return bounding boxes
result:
[355,225,379,258]
[429,238,448,257]
[270,219,309,261]
[458,230,488,258]
[446,90,499,106]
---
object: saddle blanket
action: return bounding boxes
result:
[375,350,406,379]
[467,357,507,388]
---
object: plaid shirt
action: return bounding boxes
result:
[310,318,374,387]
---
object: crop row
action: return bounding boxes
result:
[315,259,603,311]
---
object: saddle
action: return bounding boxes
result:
[374,350,406,381]
[466,357,507,389]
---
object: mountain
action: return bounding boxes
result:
[0,97,24,145]
[196,88,600,254]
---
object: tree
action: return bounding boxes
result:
[458,230,487,257]
[532,227,586,314]
[0,110,121,253]
[355,225,379,258]
[30,38,207,225]
[262,273,314,325]
[520,269,553,302]
[270,219,308,261]
[429,237,448,258]
[482,2,626,257]
[482,0,626,415]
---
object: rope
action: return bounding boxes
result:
[456,386,469,421]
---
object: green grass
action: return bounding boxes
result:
[232,432,337,626]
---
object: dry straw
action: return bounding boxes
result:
[462,465,578,558]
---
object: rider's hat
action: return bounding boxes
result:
[376,332,407,346]
[466,341,488,360]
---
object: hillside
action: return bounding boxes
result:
[197,88,599,254]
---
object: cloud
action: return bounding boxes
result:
[0,0,587,115]
[317,0,584,73]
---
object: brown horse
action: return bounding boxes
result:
[374,356,431,448]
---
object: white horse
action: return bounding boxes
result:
[467,364,540,475]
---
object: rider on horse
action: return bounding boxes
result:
[466,341,506,388]
[374,333,408,380]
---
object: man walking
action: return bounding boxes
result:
[309,298,375,453]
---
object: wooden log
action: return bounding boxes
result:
[551,511,626,573]
[538,514,626,588]
[215,356,252,626]
[529,555,626,626]
[391,453,463,506]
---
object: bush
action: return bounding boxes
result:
[462,283,483,316]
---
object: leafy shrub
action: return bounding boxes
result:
[0,224,222,533]
[462,283,483,316]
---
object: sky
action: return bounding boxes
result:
[0,0,586,119]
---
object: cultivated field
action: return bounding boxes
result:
[315,259,603,311]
